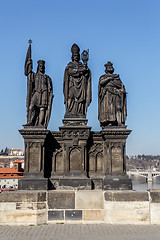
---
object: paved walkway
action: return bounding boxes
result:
[0,224,160,240]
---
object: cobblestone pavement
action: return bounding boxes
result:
[0,224,160,240]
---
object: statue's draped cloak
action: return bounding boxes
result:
[98,74,127,125]
[63,61,91,117]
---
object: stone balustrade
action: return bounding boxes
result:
[0,190,160,225]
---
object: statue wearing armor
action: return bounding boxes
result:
[24,41,53,128]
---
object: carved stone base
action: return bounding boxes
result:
[53,123,91,180]
[19,127,50,190]
[102,126,131,174]
[62,118,88,126]
[91,178,104,189]
[18,178,48,190]
[103,176,132,190]
[49,178,92,190]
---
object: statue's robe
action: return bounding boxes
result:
[98,73,127,126]
[63,61,91,117]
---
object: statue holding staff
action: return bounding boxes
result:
[63,44,91,118]
[24,40,53,128]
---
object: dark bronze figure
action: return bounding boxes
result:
[24,40,53,128]
[63,44,91,118]
[98,61,127,127]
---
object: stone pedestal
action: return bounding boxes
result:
[19,127,49,190]
[102,126,132,190]
[50,118,92,190]
[103,176,132,190]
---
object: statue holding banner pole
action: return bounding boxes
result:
[24,40,54,128]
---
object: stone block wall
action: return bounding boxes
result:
[0,191,47,225]
[0,190,160,225]
[104,191,150,224]
[48,190,104,222]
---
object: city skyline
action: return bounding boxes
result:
[0,0,160,155]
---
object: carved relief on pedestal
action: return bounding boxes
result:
[29,142,40,172]
[111,142,123,173]
[55,149,63,172]
[89,143,103,175]
[63,119,88,126]
[69,147,81,171]
[61,129,90,139]
[52,144,63,173]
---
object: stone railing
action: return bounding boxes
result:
[0,190,160,225]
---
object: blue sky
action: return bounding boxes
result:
[0,0,160,155]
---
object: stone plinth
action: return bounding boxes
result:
[18,124,131,190]
[19,127,49,190]
[50,118,92,189]
[50,178,92,190]
[103,176,132,190]
[102,126,132,190]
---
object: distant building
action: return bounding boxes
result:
[10,161,13,168]
[0,162,9,168]
[10,149,23,156]
[0,168,23,190]
[10,160,24,169]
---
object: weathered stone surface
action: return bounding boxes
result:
[36,210,47,225]
[150,203,160,224]
[55,126,91,184]
[19,178,48,190]
[0,191,46,202]
[92,179,103,190]
[50,126,131,188]
[2,190,160,225]
[37,203,46,210]
[37,192,47,202]
[51,179,92,190]
[0,211,3,222]
[48,191,75,209]
[150,190,160,203]
[104,191,149,201]
[0,203,16,211]
[16,203,37,210]
[103,177,132,190]
[83,210,104,221]
[76,191,103,209]
[48,210,64,220]
[19,127,51,191]
[3,210,37,224]
[65,210,82,220]
[104,202,149,224]
[16,202,46,210]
